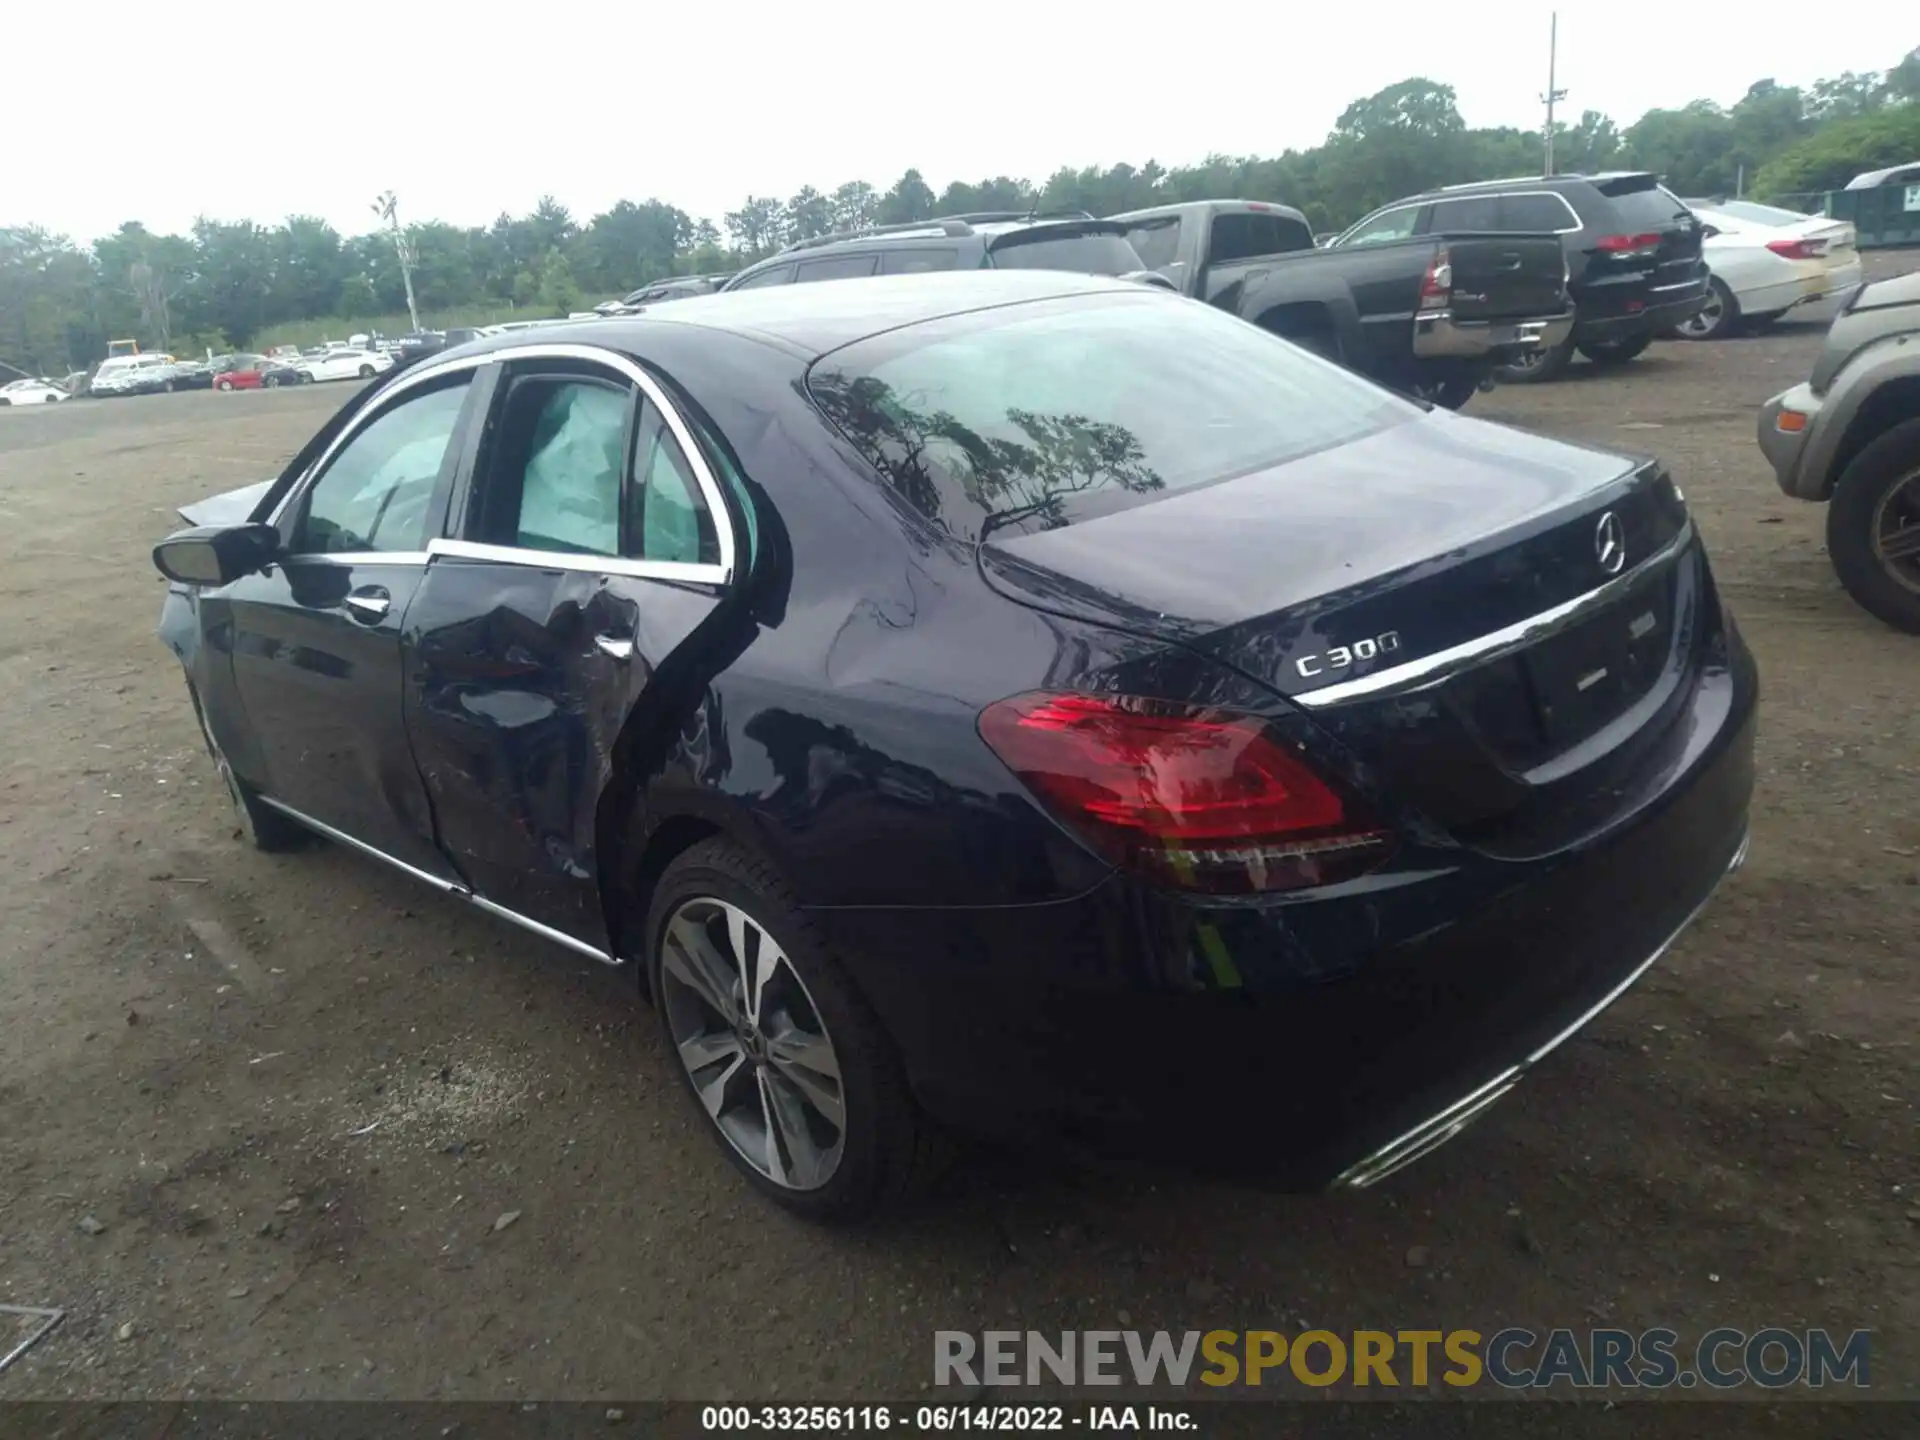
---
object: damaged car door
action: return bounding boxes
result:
[401,348,736,957]
[222,369,482,881]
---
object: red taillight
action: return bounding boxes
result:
[977,692,1395,894]
[1766,237,1827,260]
[1594,232,1662,255]
[1419,246,1452,311]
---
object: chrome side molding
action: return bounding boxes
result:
[257,796,624,967]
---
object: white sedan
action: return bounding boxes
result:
[1676,201,1863,340]
[0,377,70,405]
[294,348,395,384]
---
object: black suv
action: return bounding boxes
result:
[719,212,1154,292]
[1337,172,1708,382]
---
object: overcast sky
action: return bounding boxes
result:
[7,1,1899,242]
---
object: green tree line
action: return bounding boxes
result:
[4,48,1916,375]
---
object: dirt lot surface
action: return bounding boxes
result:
[2,260,1916,1410]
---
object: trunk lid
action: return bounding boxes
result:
[981,413,1699,853]
[1438,235,1569,321]
[1588,175,1704,294]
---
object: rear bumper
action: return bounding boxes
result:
[1334,825,1748,1188]
[1414,308,1576,362]
[820,637,1759,1189]
[1738,259,1864,318]
[1574,279,1710,343]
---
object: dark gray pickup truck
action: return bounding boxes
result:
[1111,199,1574,409]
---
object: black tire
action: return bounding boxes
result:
[1493,330,1576,384]
[1674,277,1740,341]
[357,364,374,379]
[264,374,280,388]
[186,686,306,851]
[216,378,233,391]
[1578,333,1654,366]
[1294,331,1341,363]
[644,837,946,1221]
[1825,417,1920,635]
[1406,374,1480,411]
[163,379,176,393]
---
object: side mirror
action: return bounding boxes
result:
[152,523,280,586]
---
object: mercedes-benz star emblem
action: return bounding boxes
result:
[1594,511,1626,576]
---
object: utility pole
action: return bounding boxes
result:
[1541,10,1568,176]
[372,190,421,332]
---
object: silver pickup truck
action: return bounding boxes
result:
[1759,268,1920,634]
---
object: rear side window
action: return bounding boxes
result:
[629,402,721,565]
[1594,179,1692,230]
[501,378,631,557]
[1500,193,1580,232]
[987,227,1144,275]
[807,293,1403,545]
[882,247,961,274]
[1123,217,1181,271]
[1207,212,1313,262]
[1427,195,1503,232]
[795,254,879,282]
[728,265,795,290]
[1337,205,1422,247]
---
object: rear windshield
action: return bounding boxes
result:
[1595,178,1692,230]
[1122,217,1182,271]
[806,293,1403,544]
[987,227,1144,275]
[1711,200,1813,227]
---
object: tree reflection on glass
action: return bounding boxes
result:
[809,371,1163,542]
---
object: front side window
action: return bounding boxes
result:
[291,379,470,555]
[808,293,1404,545]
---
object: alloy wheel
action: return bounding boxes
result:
[1676,284,1729,340]
[658,897,846,1190]
[1871,468,1920,595]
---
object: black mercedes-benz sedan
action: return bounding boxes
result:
[152,271,1757,1220]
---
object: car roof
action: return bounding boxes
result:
[448,270,1142,362]
[732,212,1110,280]
[1417,171,1658,199]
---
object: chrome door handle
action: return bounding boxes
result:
[345,589,391,622]
[593,635,634,660]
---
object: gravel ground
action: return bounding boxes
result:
[1,260,1915,1407]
